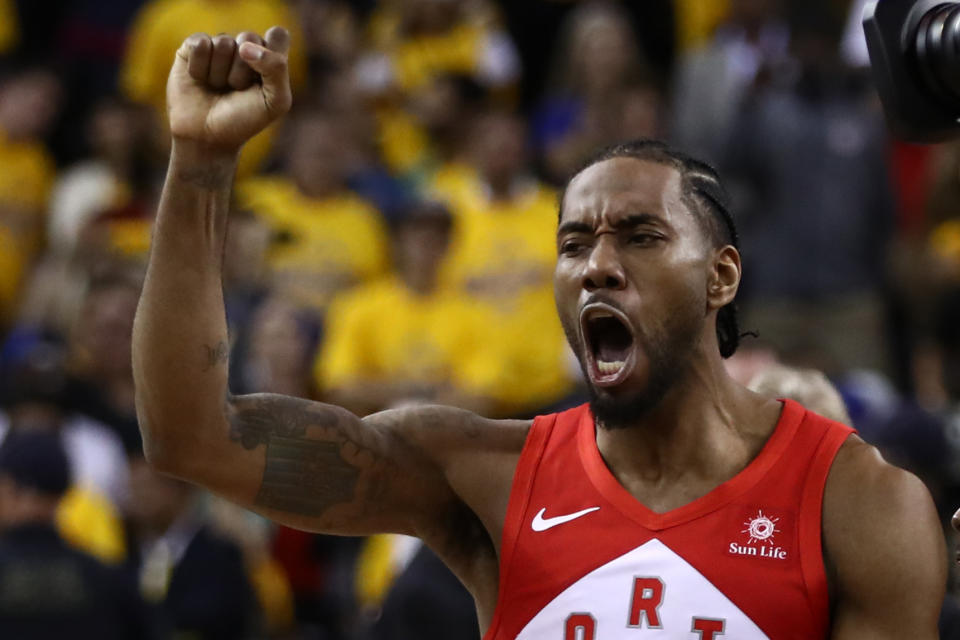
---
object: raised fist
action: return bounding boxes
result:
[167,27,293,153]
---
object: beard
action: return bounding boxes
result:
[566,305,704,430]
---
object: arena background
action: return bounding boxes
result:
[1,0,959,637]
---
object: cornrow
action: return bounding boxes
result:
[559,138,747,358]
[682,160,739,248]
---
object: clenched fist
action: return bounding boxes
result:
[167,27,292,153]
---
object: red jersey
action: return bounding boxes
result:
[484,399,853,640]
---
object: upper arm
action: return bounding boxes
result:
[825,437,946,639]
[169,393,527,543]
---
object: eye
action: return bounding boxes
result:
[560,237,595,257]
[629,233,662,246]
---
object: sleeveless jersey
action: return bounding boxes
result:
[483,399,853,640]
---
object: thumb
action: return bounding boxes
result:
[238,26,292,117]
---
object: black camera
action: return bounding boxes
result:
[864,0,960,141]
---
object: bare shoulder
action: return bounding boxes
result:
[365,404,533,610]
[365,405,532,543]
[364,405,532,548]
[823,435,945,638]
[824,435,941,548]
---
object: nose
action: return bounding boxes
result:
[582,235,626,292]
[952,508,960,533]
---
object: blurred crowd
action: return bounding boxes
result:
[1,0,960,637]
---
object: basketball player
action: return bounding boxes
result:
[132,27,945,638]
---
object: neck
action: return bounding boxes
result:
[400,270,437,296]
[105,152,135,179]
[484,174,515,201]
[594,351,777,491]
[295,177,340,200]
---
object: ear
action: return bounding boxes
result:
[707,245,741,310]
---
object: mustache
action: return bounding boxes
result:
[579,293,627,316]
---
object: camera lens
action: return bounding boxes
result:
[913,3,960,105]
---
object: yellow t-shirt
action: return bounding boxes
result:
[391,22,483,92]
[375,106,432,178]
[366,6,488,93]
[0,128,55,212]
[238,177,389,309]
[429,165,558,300]
[428,166,574,411]
[481,289,574,414]
[0,226,25,322]
[120,0,306,177]
[0,129,55,317]
[316,277,503,398]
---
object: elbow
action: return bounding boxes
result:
[138,413,227,482]
[134,389,229,478]
[136,404,204,479]
[137,413,181,475]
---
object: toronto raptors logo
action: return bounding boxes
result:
[742,510,780,545]
[728,508,788,560]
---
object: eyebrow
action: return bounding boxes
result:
[557,220,592,236]
[557,213,665,236]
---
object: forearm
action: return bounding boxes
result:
[132,142,237,468]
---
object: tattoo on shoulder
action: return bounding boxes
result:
[228,396,393,518]
[202,341,229,371]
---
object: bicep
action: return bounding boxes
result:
[177,393,456,537]
[826,441,946,639]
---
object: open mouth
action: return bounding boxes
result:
[580,304,636,387]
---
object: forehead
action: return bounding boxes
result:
[561,157,689,227]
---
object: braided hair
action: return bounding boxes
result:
[560,139,744,358]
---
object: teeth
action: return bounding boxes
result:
[597,360,625,375]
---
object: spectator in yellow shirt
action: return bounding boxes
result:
[428,110,576,412]
[430,111,556,294]
[0,68,62,321]
[317,201,501,417]
[238,112,390,311]
[120,0,306,177]
[359,0,519,182]
[375,72,485,184]
[358,0,520,97]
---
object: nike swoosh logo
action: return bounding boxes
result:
[531,506,600,532]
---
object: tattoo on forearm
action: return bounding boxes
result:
[202,341,229,371]
[228,396,389,517]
